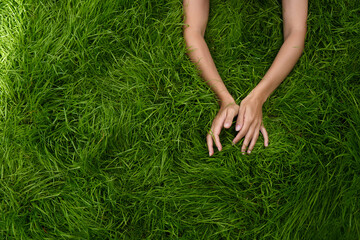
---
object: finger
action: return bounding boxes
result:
[260,124,269,147]
[247,126,260,154]
[232,118,251,145]
[223,109,236,129]
[206,133,214,156]
[213,132,222,152]
[235,105,245,131]
[241,124,256,154]
[232,128,245,145]
[212,118,225,152]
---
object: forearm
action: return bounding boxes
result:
[250,31,306,103]
[184,29,234,105]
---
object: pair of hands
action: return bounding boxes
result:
[206,93,269,156]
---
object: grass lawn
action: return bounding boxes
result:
[0,0,359,239]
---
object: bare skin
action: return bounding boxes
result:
[183,0,308,156]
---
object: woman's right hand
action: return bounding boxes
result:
[206,101,239,156]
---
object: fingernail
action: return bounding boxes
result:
[224,123,230,128]
[232,141,235,146]
[265,143,268,147]
[242,152,245,155]
[247,150,251,154]
[236,125,240,131]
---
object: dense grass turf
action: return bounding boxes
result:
[1,0,359,239]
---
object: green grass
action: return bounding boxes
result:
[0,0,359,239]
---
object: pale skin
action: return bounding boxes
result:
[183,0,308,156]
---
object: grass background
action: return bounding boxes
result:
[0,0,359,239]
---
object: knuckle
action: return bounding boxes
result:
[244,118,252,124]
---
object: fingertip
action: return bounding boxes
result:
[214,135,222,152]
[232,133,242,145]
[264,136,269,147]
[260,126,269,148]
[241,147,246,154]
[208,145,214,156]
[224,122,231,129]
[207,137,213,155]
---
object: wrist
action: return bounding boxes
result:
[248,85,269,105]
[219,94,235,107]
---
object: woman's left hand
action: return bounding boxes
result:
[207,101,239,156]
[232,93,269,154]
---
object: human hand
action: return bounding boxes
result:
[207,101,239,156]
[232,93,269,154]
